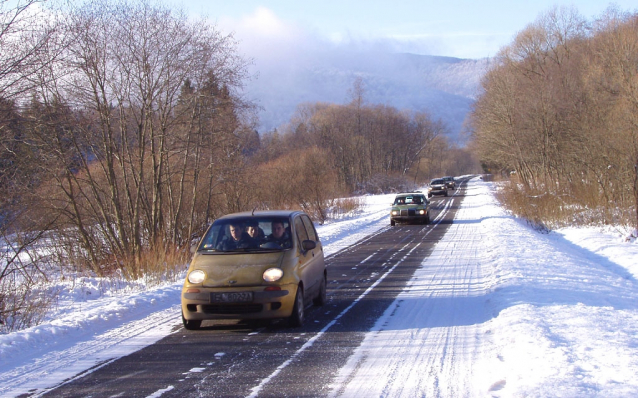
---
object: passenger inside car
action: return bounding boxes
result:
[246,220,265,244]
[266,220,292,249]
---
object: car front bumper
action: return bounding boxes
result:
[181,284,296,321]
[428,187,447,195]
[391,209,429,224]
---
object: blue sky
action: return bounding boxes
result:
[173,0,636,59]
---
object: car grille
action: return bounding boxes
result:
[198,304,264,314]
[400,209,416,216]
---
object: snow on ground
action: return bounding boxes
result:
[1,177,637,397]
[328,178,638,397]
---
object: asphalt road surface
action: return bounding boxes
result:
[34,181,468,398]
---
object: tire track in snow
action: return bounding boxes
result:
[329,182,495,397]
[0,305,181,397]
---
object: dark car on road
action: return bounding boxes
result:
[427,178,449,197]
[390,192,431,226]
[181,210,326,330]
[442,176,456,190]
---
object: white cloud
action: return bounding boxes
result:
[236,7,291,40]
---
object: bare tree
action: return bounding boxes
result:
[471,5,638,228]
[18,0,252,277]
[0,0,63,99]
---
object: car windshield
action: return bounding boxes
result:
[431,179,445,184]
[394,195,424,205]
[198,216,292,253]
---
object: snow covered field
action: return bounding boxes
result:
[1,177,637,397]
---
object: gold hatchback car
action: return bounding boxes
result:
[181,210,326,330]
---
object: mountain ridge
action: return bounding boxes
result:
[245,52,490,144]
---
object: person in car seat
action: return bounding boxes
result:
[246,220,265,245]
[266,220,292,249]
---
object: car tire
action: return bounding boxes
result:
[390,219,396,226]
[289,285,304,327]
[426,213,431,224]
[444,190,448,197]
[182,311,202,330]
[313,273,327,306]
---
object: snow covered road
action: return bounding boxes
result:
[329,178,496,397]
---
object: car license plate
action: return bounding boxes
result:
[210,292,253,303]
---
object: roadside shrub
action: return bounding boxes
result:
[495,180,636,231]
[355,173,416,195]
[253,146,345,224]
[0,273,53,333]
[132,239,191,286]
[328,196,364,220]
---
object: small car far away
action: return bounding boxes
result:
[427,178,450,197]
[390,192,431,226]
[181,210,326,330]
[441,176,456,189]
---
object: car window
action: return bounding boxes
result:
[301,215,318,241]
[294,216,309,244]
[395,194,427,205]
[199,216,290,252]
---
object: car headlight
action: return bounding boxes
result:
[391,210,399,216]
[263,268,283,282]
[418,209,425,215]
[187,270,205,284]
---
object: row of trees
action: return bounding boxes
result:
[2,0,253,277]
[0,0,259,329]
[471,6,638,228]
[256,79,475,195]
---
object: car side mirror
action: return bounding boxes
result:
[302,240,316,251]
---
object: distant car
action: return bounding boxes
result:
[428,178,449,197]
[441,176,456,189]
[390,192,431,226]
[181,210,326,330]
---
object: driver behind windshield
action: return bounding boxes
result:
[216,222,254,251]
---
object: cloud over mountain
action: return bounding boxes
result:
[223,8,489,144]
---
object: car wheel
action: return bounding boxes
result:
[426,212,431,224]
[182,311,201,330]
[444,190,448,197]
[390,219,396,226]
[289,285,304,327]
[313,273,327,306]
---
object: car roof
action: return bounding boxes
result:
[395,191,424,195]
[216,210,305,220]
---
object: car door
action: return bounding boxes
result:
[293,214,323,300]
[301,214,325,296]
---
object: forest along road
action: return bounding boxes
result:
[37,181,469,398]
